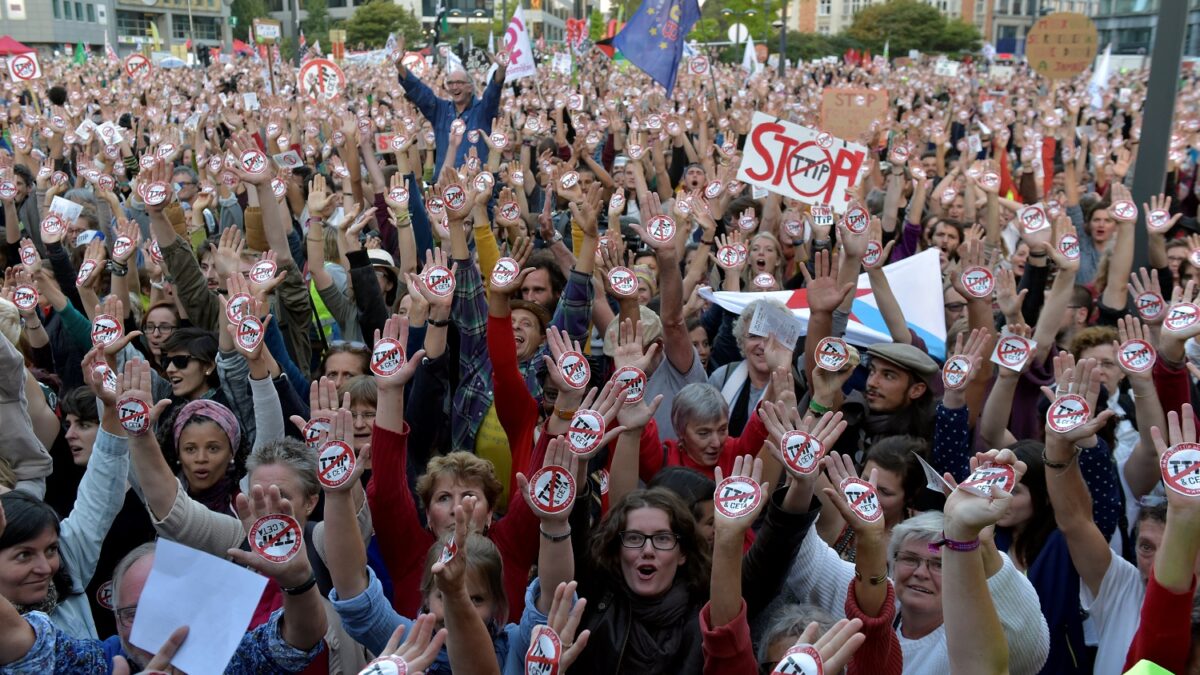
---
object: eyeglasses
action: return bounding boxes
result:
[351,410,376,423]
[115,605,137,629]
[619,531,679,551]
[145,323,177,335]
[329,340,369,355]
[163,354,200,370]
[895,552,942,576]
[944,302,967,312]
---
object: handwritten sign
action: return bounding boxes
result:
[819,88,889,145]
[1025,13,1098,80]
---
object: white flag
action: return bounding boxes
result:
[1088,43,1111,110]
[488,31,494,54]
[741,35,760,76]
[503,7,536,82]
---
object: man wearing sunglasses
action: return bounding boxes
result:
[392,33,509,177]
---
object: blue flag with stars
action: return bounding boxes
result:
[612,0,701,95]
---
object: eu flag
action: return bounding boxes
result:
[612,0,701,95]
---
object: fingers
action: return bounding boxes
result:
[143,625,190,671]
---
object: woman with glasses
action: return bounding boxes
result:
[139,302,179,365]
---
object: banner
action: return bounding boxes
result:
[820,87,888,145]
[737,111,868,214]
[700,248,947,360]
[503,7,537,82]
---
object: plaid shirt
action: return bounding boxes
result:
[451,258,594,451]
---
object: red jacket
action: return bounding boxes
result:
[487,314,540,494]
[699,599,757,675]
[844,578,903,675]
[632,412,769,482]
[1123,568,1194,674]
[365,423,544,622]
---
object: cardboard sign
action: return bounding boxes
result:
[117,397,151,435]
[91,314,123,347]
[780,430,824,475]
[1025,13,1098,80]
[7,52,41,81]
[991,333,1035,371]
[1046,394,1090,433]
[714,476,762,519]
[815,337,849,371]
[612,366,646,404]
[370,338,406,377]
[297,58,345,102]
[248,514,303,563]
[740,112,869,214]
[933,60,960,77]
[608,266,638,297]
[302,417,331,450]
[528,465,576,515]
[1161,443,1200,497]
[942,355,973,390]
[819,88,889,145]
[959,462,1016,497]
[525,624,562,675]
[1164,302,1200,333]
[839,477,882,523]
[1118,338,1155,373]
[567,409,604,454]
[317,440,356,489]
[558,351,590,390]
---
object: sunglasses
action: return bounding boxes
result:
[162,354,201,370]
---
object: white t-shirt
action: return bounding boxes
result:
[1080,553,1145,675]
[643,348,706,442]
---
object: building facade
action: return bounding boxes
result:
[789,0,984,37]
[0,0,113,51]
[1092,0,1200,56]
[114,0,232,56]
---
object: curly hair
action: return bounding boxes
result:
[589,488,711,597]
[415,452,503,513]
[1068,325,1118,360]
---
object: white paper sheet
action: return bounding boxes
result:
[130,539,268,674]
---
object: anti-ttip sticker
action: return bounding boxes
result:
[1161,443,1200,497]
[780,430,824,475]
[942,355,973,390]
[1046,394,1090,434]
[1118,339,1156,373]
[814,337,849,371]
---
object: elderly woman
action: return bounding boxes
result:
[707,297,794,435]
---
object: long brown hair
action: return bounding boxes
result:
[589,488,711,597]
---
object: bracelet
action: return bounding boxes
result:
[701,239,714,246]
[280,573,318,596]
[539,525,572,543]
[427,317,452,327]
[854,569,888,585]
[305,236,323,243]
[106,260,128,277]
[1042,444,1082,470]
[554,407,578,421]
[1028,250,1048,258]
[929,532,980,553]
[808,399,831,414]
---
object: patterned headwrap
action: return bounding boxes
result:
[173,399,241,452]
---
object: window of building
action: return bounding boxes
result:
[76,2,83,20]
[87,3,95,21]
[53,0,61,18]
[172,14,221,39]
[818,0,830,15]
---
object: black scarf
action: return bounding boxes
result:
[181,470,238,516]
[623,580,695,671]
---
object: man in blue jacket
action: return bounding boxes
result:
[393,36,508,176]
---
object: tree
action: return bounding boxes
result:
[937,19,982,54]
[589,9,607,41]
[344,0,424,49]
[302,0,331,47]
[230,0,268,42]
[693,0,784,45]
[846,0,945,54]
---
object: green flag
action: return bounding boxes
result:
[73,43,86,65]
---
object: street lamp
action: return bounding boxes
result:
[773,18,785,77]
[721,8,757,45]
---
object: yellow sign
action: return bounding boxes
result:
[1025,12,1097,80]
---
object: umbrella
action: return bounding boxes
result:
[0,36,33,56]
[158,56,186,69]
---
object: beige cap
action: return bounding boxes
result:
[602,305,664,357]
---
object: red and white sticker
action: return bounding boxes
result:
[1136,292,1165,322]
[423,265,456,296]
[388,187,409,205]
[117,397,151,435]
[124,53,151,79]
[608,266,638,297]
[978,171,1000,192]
[1047,394,1090,434]
[525,624,562,674]
[815,337,849,371]
[1161,443,1200,497]
[780,430,824,475]
[1147,209,1172,231]
[474,172,494,193]
[960,266,994,298]
[0,180,15,201]
[645,215,676,243]
[92,362,118,393]
[442,184,467,211]
[842,204,869,234]
[271,178,287,199]
[302,417,332,449]
[528,465,577,515]
[249,259,278,284]
[50,170,69,186]
[143,181,170,206]
[41,214,65,238]
[716,246,740,269]
[248,514,303,563]
[704,180,723,200]
[317,440,356,489]
[91,314,123,347]
[689,55,710,75]
[426,196,445,217]
[752,272,775,290]
[491,257,520,288]
[112,235,134,260]
[358,655,408,675]
[1118,338,1156,373]
[839,477,882,523]
[737,213,756,231]
[862,241,883,268]
[560,171,580,190]
[772,644,823,675]
[19,244,36,267]
[609,191,626,212]
[558,350,590,390]
[1110,200,1137,221]
[11,284,38,311]
[567,409,605,455]
[612,366,646,404]
[226,293,253,324]
[1190,249,1200,269]
[1165,302,1200,333]
[992,334,1033,371]
[491,132,508,149]
[370,338,406,377]
[96,580,114,610]
[437,539,457,566]
[714,476,762,519]
[499,201,520,221]
[1018,204,1048,234]
[959,462,1016,498]
[810,204,834,229]
[76,259,98,286]
[1058,234,1080,261]
[783,219,804,239]
[942,355,973,390]
[236,315,265,351]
